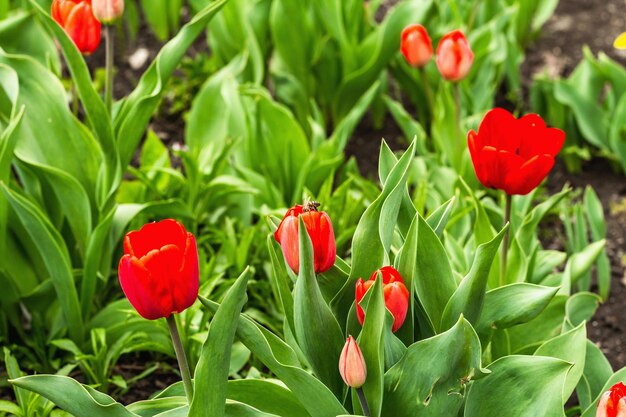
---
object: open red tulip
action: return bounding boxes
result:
[597,382,626,417]
[468,108,565,195]
[52,0,101,55]
[118,219,199,320]
[356,266,409,333]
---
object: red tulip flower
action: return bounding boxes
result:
[468,108,565,195]
[400,24,433,68]
[52,0,101,55]
[597,382,626,417]
[274,202,336,274]
[92,0,124,24]
[118,219,199,320]
[356,266,409,333]
[339,336,367,389]
[436,29,474,81]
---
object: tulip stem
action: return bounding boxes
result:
[356,387,371,417]
[104,25,114,114]
[419,67,434,119]
[453,82,462,171]
[500,194,512,286]
[166,315,194,404]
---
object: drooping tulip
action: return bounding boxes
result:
[468,108,565,195]
[356,266,409,333]
[339,336,367,389]
[436,29,474,81]
[274,201,336,274]
[92,0,124,24]
[52,0,101,55]
[597,382,626,417]
[400,24,433,68]
[118,219,199,320]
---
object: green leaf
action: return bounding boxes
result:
[383,317,486,417]
[441,225,508,330]
[293,216,344,398]
[190,267,251,417]
[576,341,613,412]
[581,368,626,417]
[10,375,135,417]
[227,379,311,417]
[583,186,610,299]
[465,355,571,417]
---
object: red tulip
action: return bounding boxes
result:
[356,266,409,333]
[92,0,124,24]
[468,108,565,195]
[436,30,474,81]
[339,336,367,388]
[597,382,626,417]
[118,219,199,320]
[274,202,336,274]
[52,0,101,55]
[400,24,433,68]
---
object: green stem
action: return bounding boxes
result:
[71,83,79,116]
[166,315,194,403]
[356,387,371,417]
[500,194,512,286]
[419,67,434,118]
[104,25,114,114]
[453,82,462,171]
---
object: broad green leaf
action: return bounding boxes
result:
[583,186,610,299]
[227,379,310,417]
[190,267,251,417]
[564,292,601,329]
[576,341,613,412]
[267,236,295,335]
[464,355,571,417]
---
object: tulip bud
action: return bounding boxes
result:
[339,336,367,388]
[274,201,336,274]
[92,0,124,24]
[400,24,433,68]
[51,0,101,55]
[597,382,626,417]
[356,266,409,333]
[118,219,199,320]
[436,29,474,82]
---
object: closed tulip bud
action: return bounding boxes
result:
[52,0,101,55]
[597,382,626,417]
[436,29,474,82]
[356,266,409,333]
[118,219,199,320]
[92,0,124,24]
[274,201,336,274]
[468,108,565,195]
[339,336,367,388]
[400,24,433,68]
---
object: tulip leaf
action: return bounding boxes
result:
[395,214,418,344]
[293,216,345,398]
[226,379,311,417]
[464,355,571,417]
[267,236,296,336]
[583,187,610,300]
[10,375,135,417]
[127,397,187,416]
[200,297,347,417]
[190,267,251,417]
[576,341,613,413]
[383,317,487,417]
[515,188,570,251]
[441,225,508,330]
[580,367,626,417]
[1,184,83,342]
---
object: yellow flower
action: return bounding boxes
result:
[614,32,626,49]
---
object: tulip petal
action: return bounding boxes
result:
[176,233,200,313]
[119,255,164,320]
[477,108,520,153]
[140,244,184,317]
[279,216,300,273]
[518,114,565,158]
[504,154,554,195]
[125,219,187,258]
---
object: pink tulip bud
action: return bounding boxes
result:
[436,29,474,82]
[597,383,626,417]
[92,0,124,24]
[400,24,433,68]
[339,336,367,388]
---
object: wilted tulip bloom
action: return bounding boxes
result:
[52,0,101,55]
[339,336,367,388]
[356,266,409,333]
[400,24,433,67]
[274,202,336,274]
[436,29,474,81]
[468,108,565,195]
[597,382,626,417]
[92,0,124,24]
[118,219,199,320]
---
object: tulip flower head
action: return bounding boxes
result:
[356,266,409,333]
[597,382,626,417]
[118,219,199,320]
[274,201,336,274]
[52,0,101,55]
[468,108,565,196]
[401,24,433,68]
[92,0,124,24]
[436,29,474,81]
[615,32,626,49]
[339,336,367,388]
